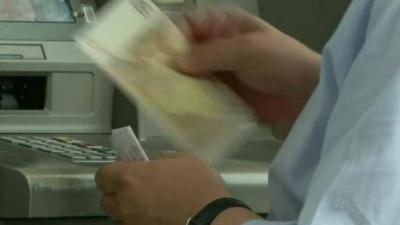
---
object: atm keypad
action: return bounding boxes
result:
[0,136,117,163]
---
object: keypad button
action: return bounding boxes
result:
[57,152,76,158]
[47,145,65,149]
[0,136,16,142]
[58,143,80,149]
[68,145,84,150]
[104,155,117,160]
[11,140,26,144]
[66,150,85,155]
[0,137,23,144]
[72,155,88,160]
[76,143,102,149]
[85,150,103,155]
[94,147,114,152]
[14,136,32,141]
[37,147,54,153]
[29,140,46,144]
[51,149,66,153]
[31,145,45,150]
[88,155,103,160]
[32,137,53,142]
[17,142,35,148]
[53,137,83,144]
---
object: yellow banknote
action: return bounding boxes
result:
[75,0,257,162]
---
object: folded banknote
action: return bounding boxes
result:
[75,0,257,162]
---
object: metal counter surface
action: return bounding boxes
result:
[0,135,280,224]
[0,218,116,225]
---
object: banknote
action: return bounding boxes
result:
[75,0,257,162]
[111,126,149,161]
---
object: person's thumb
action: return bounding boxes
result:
[175,38,244,76]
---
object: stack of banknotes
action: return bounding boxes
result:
[75,0,257,162]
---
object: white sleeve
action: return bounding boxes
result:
[294,0,400,224]
[244,220,297,225]
[245,1,400,225]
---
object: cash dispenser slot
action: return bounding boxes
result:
[0,75,47,110]
[0,44,45,60]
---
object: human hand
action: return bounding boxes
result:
[96,155,232,225]
[175,7,320,134]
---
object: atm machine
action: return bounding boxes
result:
[0,0,116,218]
[0,0,273,220]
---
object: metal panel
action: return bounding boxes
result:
[49,73,94,115]
[0,44,45,60]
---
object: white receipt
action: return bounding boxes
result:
[111,126,149,161]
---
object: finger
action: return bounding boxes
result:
[172,15,193,40]
[181,9,215,41]
[179,8,235,41]
[177,7,264,41]
[203,9,233,39]
[95,162,132,194]
[101,195,121,220]
[175,37,245,75]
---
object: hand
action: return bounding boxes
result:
[175,7,320,135]
[96,155,233,225]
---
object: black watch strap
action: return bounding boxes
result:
[186,198,252,225]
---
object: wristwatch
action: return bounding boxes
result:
[186,198,252,225]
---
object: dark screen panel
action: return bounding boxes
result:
[0,76,47,110]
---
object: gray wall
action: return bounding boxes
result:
[112,89,138,130]
[259,0,351,52]
[197,0,259,15]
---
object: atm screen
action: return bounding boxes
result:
[0,0,74,23]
